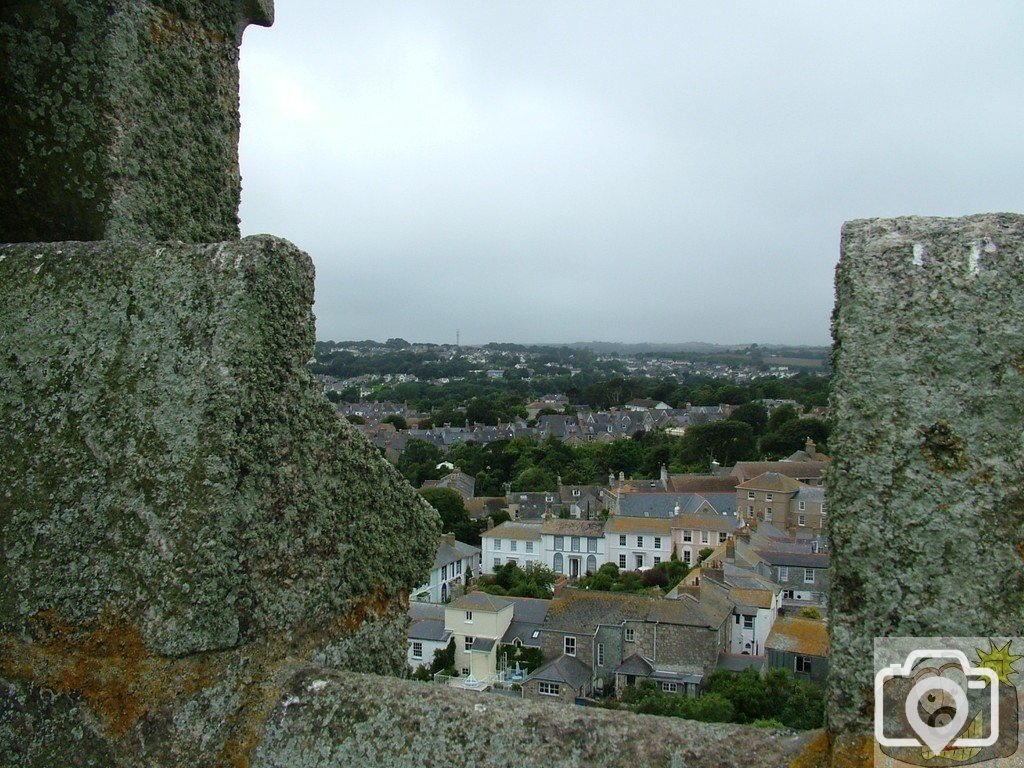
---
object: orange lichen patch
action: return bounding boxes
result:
[791,731,874,768]
[829,732,874,768]
[765,616,829,657]
[1016,540,1024,562]
[214,584,399,768]
[790,730,830,768]
[0,609,218,740]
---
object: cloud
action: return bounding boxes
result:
[238,1,1024,345]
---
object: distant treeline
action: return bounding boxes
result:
[396,402,830,495]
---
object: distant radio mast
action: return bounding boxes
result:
[456,329,460,347]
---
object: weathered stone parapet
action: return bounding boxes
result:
[0,235,438,656]
[251,668,816,768]
[0,0,273,243]
[828,215,1024,741]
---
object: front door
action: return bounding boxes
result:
[570,558,580,578]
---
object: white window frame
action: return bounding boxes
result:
[653,556,661,565]
[700,531,710,545]
[798,500,806,511]
[587,538,597,553]
[747,491,755,500]
[636,536,644,547]
[654,536,662,549]
[798,514,806,527]
[495,539,502,551]
[743,615,755,630]
[661,682,678,693]
[597,643,605,666]
[618,554,627,568]
[555,536,564,550]
[412,641,423,659]
[779,566,789,581]
[464,636,474,651]
[766,492,774,501]
[571,536,581,552]
[538,681,560,696]
[465,611,473,623]
[461,667,470,676]
[510,539,517,552]
[719,532,728,543]
[525,541,534,553]
[683,530,693,543]
[493,557,501,568]
[804,568,815,584]
[564,636,576,656]
[625,627,635,642]
[795,656,812,674]
[618,534,627,546]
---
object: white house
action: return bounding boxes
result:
[722,572,781,656]
[411,534,481,603]
[480,521,543,575]
[540,519,607,579]
[407,602,452,670]
[604,517,673,571]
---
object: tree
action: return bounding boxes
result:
[760,417,830,458]
[511,466,558,492]
[728,402,768,435]
[698,547,714,563]
[765,404,799,433]
[381,413,408,430]
[345,414,366,425]
[397,439,443,487]
[420,487,479,544]
[674,420,757,469]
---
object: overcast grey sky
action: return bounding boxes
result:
[237,2,1024,346]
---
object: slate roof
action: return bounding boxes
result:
[450,592,513,612]
[540,519,605,537]
[470,637,497,653]
[756,550,829,569]
[765,617,829,657]
[501,597,552,646]
[616,653,654,676]
[432,538,480,571]
[483,521,542,542]
[408,603,445,622]
[736,472,806,493]
[617,492,738,519]
[421,469,476,499]
[543,590,729,634]
[409,619,451,643]
[729,461,827,483]
[718,653,766,673]
[793,486,826,502]
[528,654,593,688]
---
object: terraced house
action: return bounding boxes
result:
[526,588,731,700]
[480,521,543,574]
[540,518,606,579]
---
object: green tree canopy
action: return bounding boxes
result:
[728,402,768,434]
[420,487,479,544]
[673,420,757,469]
[381,413,408,430]
[511,466,558,492]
